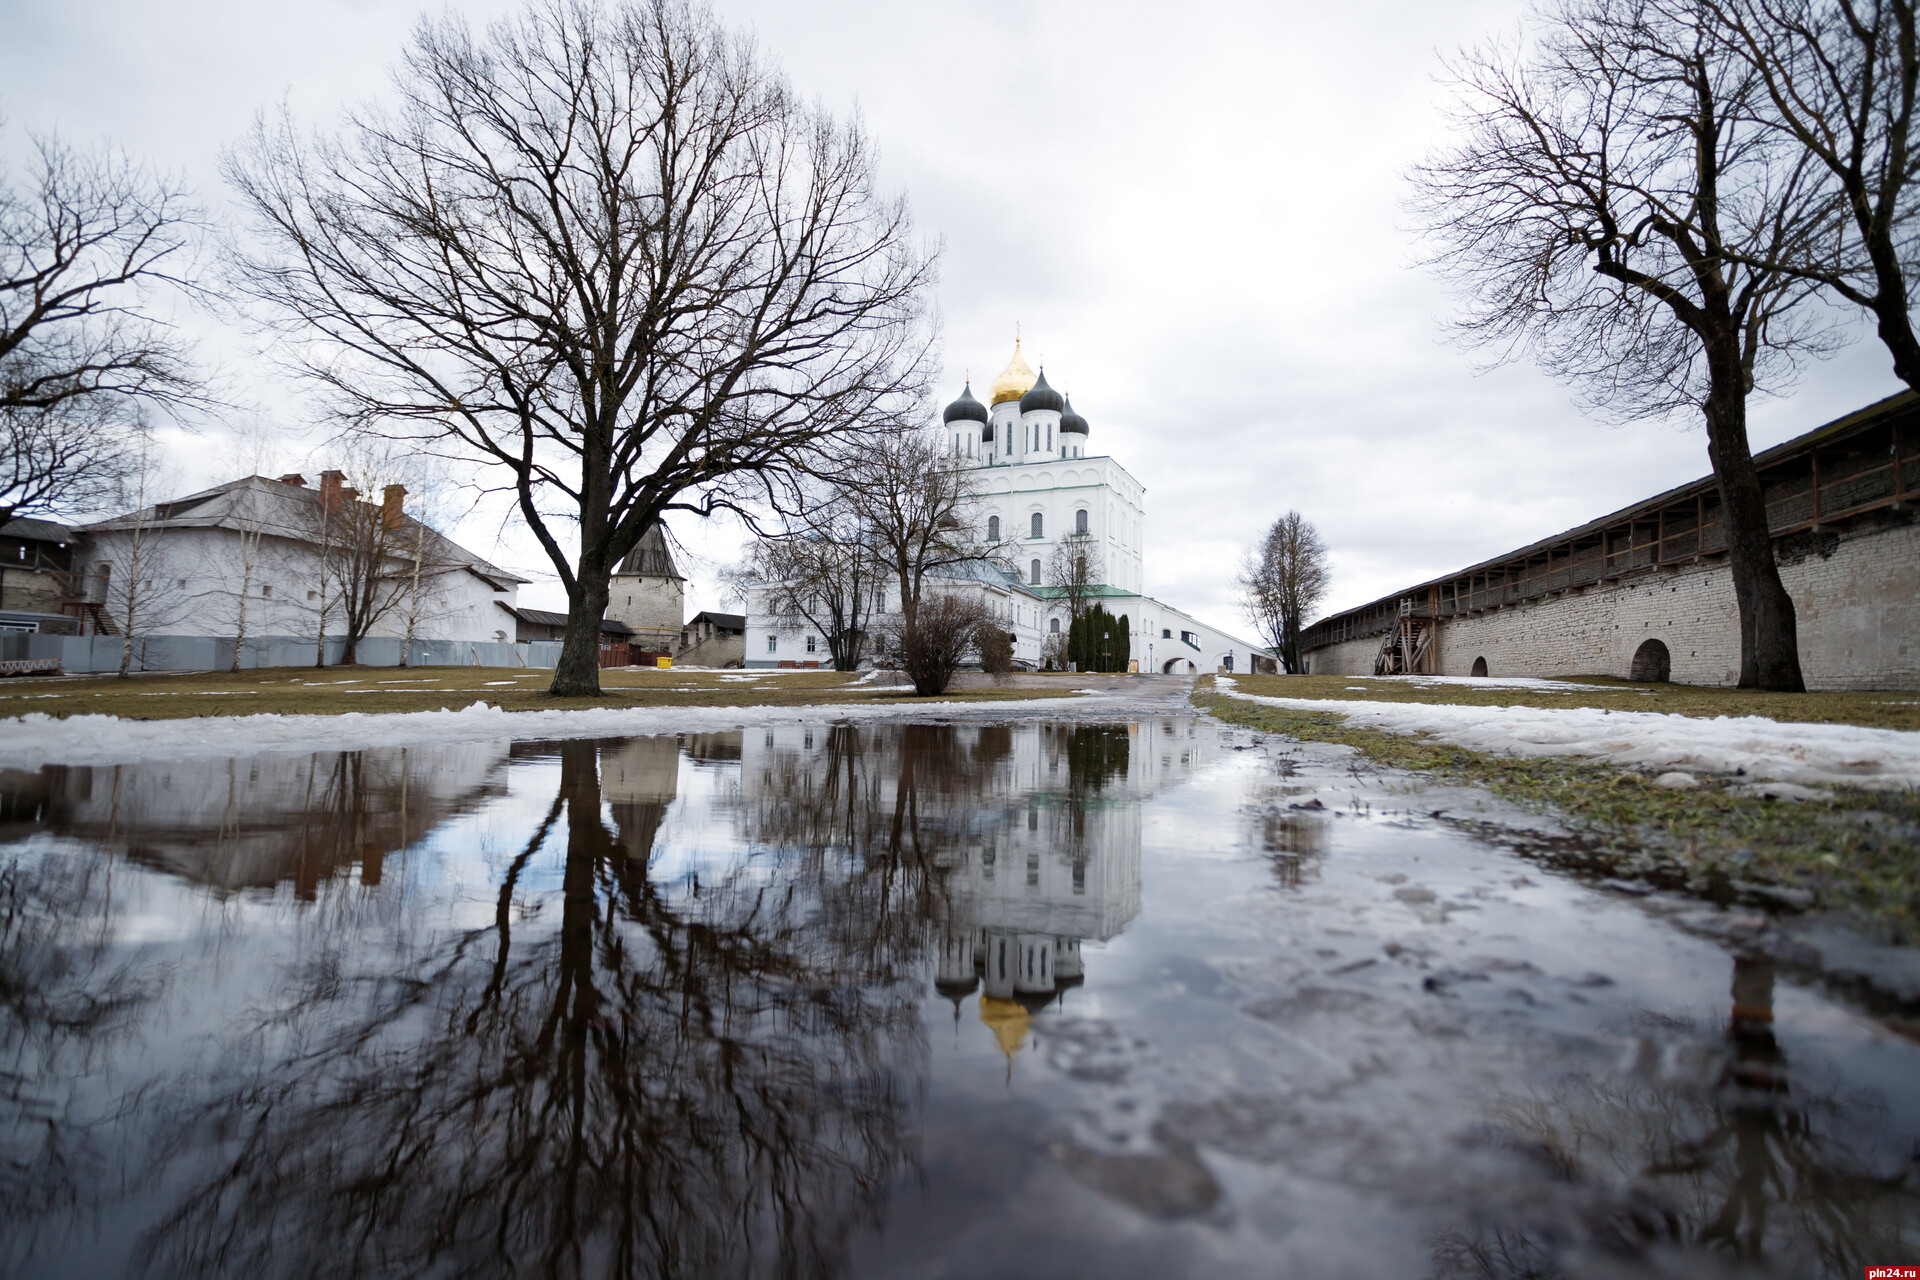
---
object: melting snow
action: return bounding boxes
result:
[0,695,1101,768]
[1212,682,1920,789]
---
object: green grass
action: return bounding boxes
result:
[1226,672,1920,732]
[1195,687,1920,941]
[0,666,1076,721]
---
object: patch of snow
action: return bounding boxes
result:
[0,694,1103,768]
[1213,687,1920,789]
[1388,674,1621,691]
[1653,771,1698,789]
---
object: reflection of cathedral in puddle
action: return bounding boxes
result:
[733,717,1210,1064]
[928,720,1205,1064]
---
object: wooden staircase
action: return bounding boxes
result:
[1373,599,1435,675]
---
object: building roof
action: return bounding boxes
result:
[688,610,746,631]
[614,523,682,578]
[499,603,633,636]
[942,381,990,425]
[988,339,1038,406]
[1019,367,1065,414]
[81,475,530,585]
[0,517,77,544]
[1059,395,1089,436]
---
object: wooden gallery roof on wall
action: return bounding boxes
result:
[1301,392,1920,652]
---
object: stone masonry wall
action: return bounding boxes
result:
[1306,515,1918,690]
[607,573,685,650]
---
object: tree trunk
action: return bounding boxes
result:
[341,633,360,665]
[1702,376,1804,691]
[552,568,610,697]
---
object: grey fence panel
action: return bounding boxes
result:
[20,633,570,674]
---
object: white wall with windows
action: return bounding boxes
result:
[744,573,1045,670]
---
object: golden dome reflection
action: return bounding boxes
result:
[977,995,1032,1058]
[987,339,1037,405]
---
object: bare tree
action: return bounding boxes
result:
[1706,0,1920,390]
[1,126,208,522]
[835,428,997,632]
[1237,511,1330,675]
[84,431,195,677]
[1044,531,1103,626]
[225,0,935,698]
[302,463,462,666]
[733,495,886,670]
[882,590,991,696]
[1410,0,1841,690]
[216,424,282,671]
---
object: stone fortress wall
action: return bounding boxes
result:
[1302,394,1920,690]
[1306,514,1918,689]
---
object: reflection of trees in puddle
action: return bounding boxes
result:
[0,844,162,1272]
[0,721,1189,1276]
[1430,955,1920,1278]
[133,738,922,1280]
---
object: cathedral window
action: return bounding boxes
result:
[1047,424,1053,450]
[987,515,1000,542]
[1030,513,1043,537]
[1050,617,1060,633]
[1075,508,1088,535]
[1030,559,1041,584]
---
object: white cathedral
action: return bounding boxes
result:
[745,338,1268,674]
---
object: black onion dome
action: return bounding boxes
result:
[1059,395,1089,435]
[942,381,989,425]
[1018,367,1065,414]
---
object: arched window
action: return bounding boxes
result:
[1049,617,1060,634]
[1075,508,1088,535]
[1030,559,1041,584]
[1030,512,1043,538]
[1047,423,1053,451]
[987,515,1000,542]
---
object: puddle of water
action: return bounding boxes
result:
[0,718,1915,1279]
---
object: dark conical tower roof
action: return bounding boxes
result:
[1059,394,1089,435]
[942,381,990,425]
[615,523,683,578]
[1018,367,1065,414]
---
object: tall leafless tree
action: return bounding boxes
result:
[1044,531,1103,626]
[1704,0,1920,391]
[1410,0,1841,690]
[1238,510,1330,675]
[224,0,935,697]
[837,428,997,632]
[732,494,887,670]
[1,126,208,522]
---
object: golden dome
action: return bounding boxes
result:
[987,339,1037,406]
[977,995,1032,1058]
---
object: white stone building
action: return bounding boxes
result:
[76,471,527,644]
[747,339,1269,673]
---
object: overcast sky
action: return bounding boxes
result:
[4,0,1904,629]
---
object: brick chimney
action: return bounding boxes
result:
[319,470,345,513]
[382,484,407,531]
[278,473,307,487]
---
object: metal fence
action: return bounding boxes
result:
[11,633,568,674]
